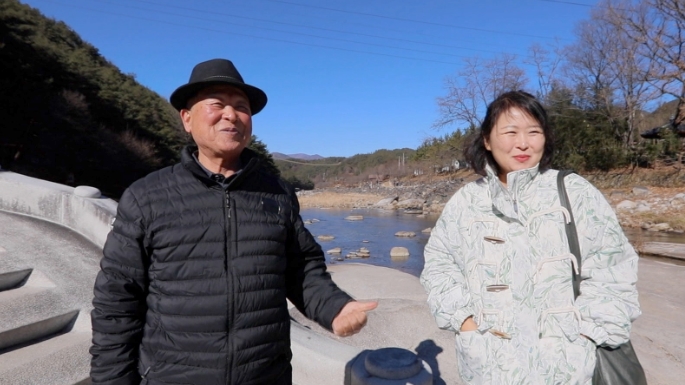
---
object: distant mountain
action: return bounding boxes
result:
[271,152,325,161]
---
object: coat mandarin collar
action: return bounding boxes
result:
[485,163,540,220]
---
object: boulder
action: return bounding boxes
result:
[326,247,342,254]
[650,222,671,232]
[421,227,432,233]
[374,197,398,207]
[345,215,364,221]
[635,203,651,213]
[317,235,335,241]
[616,200,637,210]
[403,209,423,215]
[390,247,410,259]
[394,231,416,238]
[632,186,650,196]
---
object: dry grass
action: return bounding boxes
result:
[296,191,385,209]
[632,211,685,231]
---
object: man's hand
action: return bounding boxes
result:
[332,300,378,337]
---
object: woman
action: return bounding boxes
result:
[420,90,640,384]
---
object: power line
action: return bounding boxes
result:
[538,0,594,7]
[120,0,520,58]
[32,0,574,68]
[36,0,469,66]
[87,0,476,60]
[259,0,569,41]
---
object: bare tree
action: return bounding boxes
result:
[564,1,656,147]
[607,0,685,126]
[434,54,528,130]
[564,15,618,117]
[526,43,564,101]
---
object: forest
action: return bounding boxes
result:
[1,0,683,195]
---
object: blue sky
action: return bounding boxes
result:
[21,0,599,157]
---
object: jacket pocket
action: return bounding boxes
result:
[455,330,487,384]
[539,307,581,341]
[534,254,577,307]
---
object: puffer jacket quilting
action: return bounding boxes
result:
[91,146,351,385]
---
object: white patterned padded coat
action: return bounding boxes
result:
[420,166,640,385]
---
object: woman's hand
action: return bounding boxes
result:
[460,316,478,332]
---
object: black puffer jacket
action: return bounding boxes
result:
[90,146,352,385]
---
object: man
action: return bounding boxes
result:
[90,58,377,385]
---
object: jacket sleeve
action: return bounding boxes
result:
[572,179,641,347]
[284,193,353,331]
[90,188,149,385]
[420,191,474,333]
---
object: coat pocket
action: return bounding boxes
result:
[455,330,487,384]
[539,306,582,341]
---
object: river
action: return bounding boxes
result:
[302,208,685,277]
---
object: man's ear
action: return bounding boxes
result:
[180,109,192,134]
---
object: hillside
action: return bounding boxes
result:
[0,0,186,197]
[2,0,683,199]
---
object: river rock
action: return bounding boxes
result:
[421,227,432,233]
[395,231,416,237]
[327,247,342,254]
[317,235,335,241]
[616,200,637,210]
[635,203,651,212]
[632,186,650,196]
[390,247,410,259]
[345,215,364,221]
[610,191,626,199]
[649,222,671,232]
[404,209,423,214]
[374,197,398,207]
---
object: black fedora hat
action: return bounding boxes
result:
[170,59,268,114]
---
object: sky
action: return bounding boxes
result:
[20,0,600,157]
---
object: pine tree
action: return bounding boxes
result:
[249,135,280,177]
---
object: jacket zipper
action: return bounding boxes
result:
[224,190,234,384]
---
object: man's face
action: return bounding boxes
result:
[180,85,252,161]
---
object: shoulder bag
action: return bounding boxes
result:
[557,170,647,385]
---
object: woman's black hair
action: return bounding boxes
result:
[464,90,555,177]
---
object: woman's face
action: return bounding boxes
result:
[484,107,545,185]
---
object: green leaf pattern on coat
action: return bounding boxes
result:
[421,166,640,385]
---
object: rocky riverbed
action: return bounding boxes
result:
[297,174,685,234]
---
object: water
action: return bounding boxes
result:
[302,208,685,277]
[624,227,685,244]
[301,208,440,277]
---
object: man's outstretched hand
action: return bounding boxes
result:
[332,300,378,337]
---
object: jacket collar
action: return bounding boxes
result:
[181,145,260,187]
[485,163,540,219]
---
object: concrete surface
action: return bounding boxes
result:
[290,263,460,385]
[0,211,100,385]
